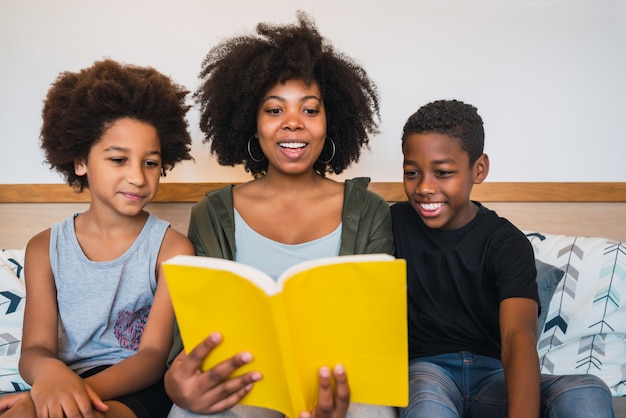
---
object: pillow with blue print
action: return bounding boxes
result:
[0,248,30,393]
[534,258,565,339]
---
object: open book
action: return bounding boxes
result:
[163,253,408,418]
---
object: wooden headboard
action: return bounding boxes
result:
[1,182,625,249]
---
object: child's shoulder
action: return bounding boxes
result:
[476,203,525,236]
[157,225,194,265]
[26,227,51,252]
[390,201,414,218]
[26,213,77,256]
[24,227,52,271]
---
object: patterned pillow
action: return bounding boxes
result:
[526,232,626,396]
[0,248,30,393]
[535,258,565,338]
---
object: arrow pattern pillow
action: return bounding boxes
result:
[0,248,29,393]
[527,232,626,396]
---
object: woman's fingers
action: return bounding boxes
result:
[302,364,350,418]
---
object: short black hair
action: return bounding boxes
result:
[41,59,193,191]
[401,99,484,165]
[195,11,380,177]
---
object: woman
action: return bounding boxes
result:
[165,12,395,418]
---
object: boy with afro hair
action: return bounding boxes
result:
[0,59,195,418]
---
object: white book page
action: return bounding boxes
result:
[276,253,395,288]
[163,255,279,296]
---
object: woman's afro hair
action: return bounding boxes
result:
[195,11,380,177]
[41,59,193,191]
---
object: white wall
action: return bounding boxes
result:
[1,0,625,184]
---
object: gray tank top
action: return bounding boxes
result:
[49,213,169,374]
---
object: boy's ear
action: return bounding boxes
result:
[473,153,489,184]
[74,159,87,176]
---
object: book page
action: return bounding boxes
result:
[163,259,295,414]
[281,257,408,409]
[165,255,279,295]
[277,253,395,289]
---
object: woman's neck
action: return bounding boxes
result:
[255,170,328,195]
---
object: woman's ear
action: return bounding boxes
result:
[74,159,87,176]
[473,153,489,184]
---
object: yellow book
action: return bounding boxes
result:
[163,253,408,418]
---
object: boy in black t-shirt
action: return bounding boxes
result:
[392,100,614,417]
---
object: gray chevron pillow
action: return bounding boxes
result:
[527,232,626,397]
[0,249,29,393]
[535,258,565,338]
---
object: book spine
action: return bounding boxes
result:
[271,292,308,417]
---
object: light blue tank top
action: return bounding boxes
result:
[49,213,169,374]
[234,209,341,281]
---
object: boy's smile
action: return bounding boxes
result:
[402,132,489,230]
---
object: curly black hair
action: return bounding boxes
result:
[401,99,485,165]
[195,11,380,177]
[41,59,193,191]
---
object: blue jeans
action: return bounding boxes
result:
[398,352,614,418]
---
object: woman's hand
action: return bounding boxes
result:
[301,364,350,418]
[164,332,262,414]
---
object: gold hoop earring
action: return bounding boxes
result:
[247,136,265,163]
[318,137,336,164]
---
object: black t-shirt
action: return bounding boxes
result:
[391,201,539,360]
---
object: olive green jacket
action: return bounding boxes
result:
[168,177,393,362]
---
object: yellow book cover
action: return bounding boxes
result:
[163,253,408,418]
